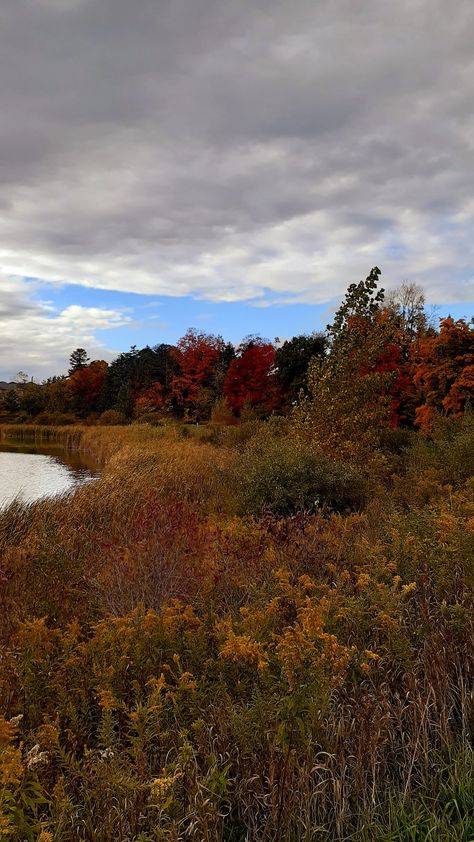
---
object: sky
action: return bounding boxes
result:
[0,0,473,380]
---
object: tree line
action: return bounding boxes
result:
[2,270,473,430]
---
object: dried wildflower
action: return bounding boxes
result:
[378,612,398,628]
[401,582,417,594]
[147,673,166,694]
[298,574,316,591]
[36,722,60,750]
[436,514,457,534]
[26,744,49,771]
[37,832,54,842]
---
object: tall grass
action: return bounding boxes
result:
[0,419,472,840]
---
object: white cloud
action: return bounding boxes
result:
[0,279,130,380]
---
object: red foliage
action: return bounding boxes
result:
[372,342,413,428]
[170,329,223,412]
[68,360,108,415]
[223,339,281,414]
[134,382,165,414]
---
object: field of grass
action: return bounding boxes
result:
[0,418,473,840]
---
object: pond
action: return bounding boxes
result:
[0,441,99,509]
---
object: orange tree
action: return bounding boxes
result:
[413,317,474,430]
[67,360,109,417]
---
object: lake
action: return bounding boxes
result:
[0,441,99,509]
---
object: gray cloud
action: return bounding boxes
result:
[0,0,472,305]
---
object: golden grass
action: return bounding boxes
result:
[0,420,472,840]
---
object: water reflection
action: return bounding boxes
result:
[0,441,98,509]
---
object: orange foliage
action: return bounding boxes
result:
[68,359,108,416]
[413,317,474,429]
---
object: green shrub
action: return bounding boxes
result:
[237,428,366,515]
[98,409,127,426]
[35,411,77,425]
[406,411,474,485]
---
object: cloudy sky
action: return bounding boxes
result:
[0,0,473,379]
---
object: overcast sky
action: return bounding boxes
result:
[0,0,473,379]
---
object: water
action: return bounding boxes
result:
[0,441,99,509]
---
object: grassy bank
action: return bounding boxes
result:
[0,422,229,465]
[0,419,473,840]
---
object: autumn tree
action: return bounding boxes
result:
[3,389,20,414]
[134,382,166,418]
[17,382,46,417]
[68,360,109,417]
[293,268,405,460]
[42,376,70,415]
[413,317,474,430]
[103,344,179,415]
[171,329,226,418]
[223,336,281,415]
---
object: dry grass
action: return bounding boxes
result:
[0,420,472,841]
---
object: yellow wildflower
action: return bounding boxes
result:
[356,573,371,590]
[179,672,197,692]
[220,630,268,671]
[1,747,24,785]
[364,650,381,662]
[149,771,182,802]
[0,811,13,837]
[0,715,21,746]
[97,689,117,712]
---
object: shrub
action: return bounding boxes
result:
[408,411,474,484]
[35,412,77,425]
[97,409,127,426]
[237,426,366,515]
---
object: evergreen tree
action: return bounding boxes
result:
[68,348,89,376]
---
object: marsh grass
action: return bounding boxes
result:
[0,420,472,840]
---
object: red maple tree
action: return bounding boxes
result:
[223,338,281,414]
[170,329,224,415]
